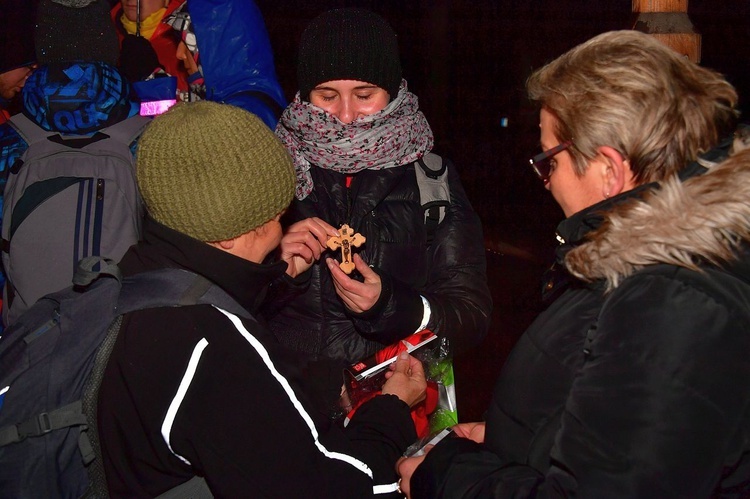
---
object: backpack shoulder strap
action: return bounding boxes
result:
[418,152,446,178]
[116,267,252,320]
[73,256,252,321]
[7,113,54,146]
[73,256,123,287]
[415,153,451,245]
[100,114,151,146]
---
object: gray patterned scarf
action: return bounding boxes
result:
[275,80,434,200]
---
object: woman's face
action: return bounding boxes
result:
[539,108,604,217]
[309,80,390,124]
[121,0,167,22]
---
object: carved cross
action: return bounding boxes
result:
[327,224,366,274]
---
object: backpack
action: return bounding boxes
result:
[0,257,249,498]
[414,152,451,245]
[1,113,150,327]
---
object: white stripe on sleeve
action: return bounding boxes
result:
[373,482,400,494]
[214,307,374,480]
[161,337,209,465]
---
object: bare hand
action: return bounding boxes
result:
[326,253,382,313]
[280,218,338,278]
[453,421,485,443]
[396,452,428,499]
[381,352,426,408]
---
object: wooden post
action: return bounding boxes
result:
[632,0,701,63]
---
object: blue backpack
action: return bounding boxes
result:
[0,257,248,498]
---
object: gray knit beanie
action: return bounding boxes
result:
[35,0,120,66]
[137,101,295,242]
[297,8,402,101]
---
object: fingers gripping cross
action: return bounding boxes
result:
[326,224,366,274]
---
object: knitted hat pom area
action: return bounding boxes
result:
[136,101,296,242]
[296,8,402,101]
[35,0,120,67]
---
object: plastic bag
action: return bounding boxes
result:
[339,331,457,439]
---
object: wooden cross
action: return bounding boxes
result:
[327,224,366,274]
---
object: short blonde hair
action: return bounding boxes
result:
[527,30,738,183]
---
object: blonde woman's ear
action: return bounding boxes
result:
[597,146,635,199]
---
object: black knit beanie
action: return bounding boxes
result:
[297,8,402,101]
[35,0,119,66]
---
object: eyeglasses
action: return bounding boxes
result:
[528,141,573,182]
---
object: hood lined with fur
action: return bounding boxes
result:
[566,135,750,290]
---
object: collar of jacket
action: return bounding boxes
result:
[564,137,750,290]
[554,182,657,265]
[552,142,726,261]
[120,216,288,315]
[542,147,719,302]
[540,190,652,303]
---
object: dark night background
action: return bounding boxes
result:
[256,1,750,420]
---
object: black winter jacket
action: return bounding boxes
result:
[98,218,417,498]
[264,158,492,362]
[411,145,750,497]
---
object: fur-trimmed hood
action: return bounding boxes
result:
[566,135,750,290]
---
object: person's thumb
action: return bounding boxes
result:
[393,351,411,374]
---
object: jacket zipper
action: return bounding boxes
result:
[345,175,353,224]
